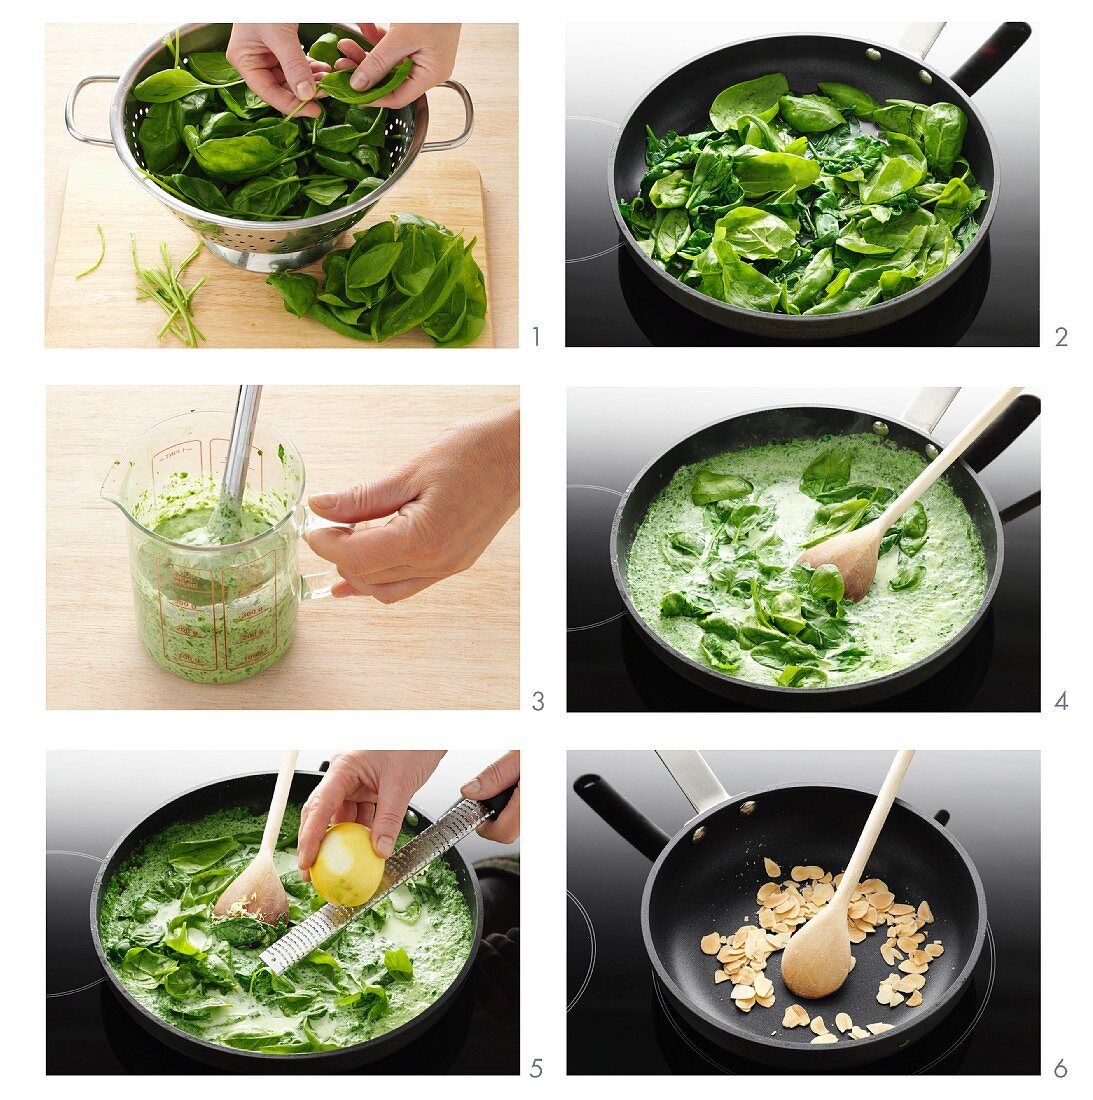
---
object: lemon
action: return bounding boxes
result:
[311,822,386,906]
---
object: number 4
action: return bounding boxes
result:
[1054,692,1068,711]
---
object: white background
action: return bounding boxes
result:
[22,0,1073,1090]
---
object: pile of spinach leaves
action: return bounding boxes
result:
[100,816,455,1055]
[658,446,929,687]
[267,213,487,346]
[133,31,412,221]
[619,72,987,316]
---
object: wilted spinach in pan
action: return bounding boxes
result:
[619,73,987,316]
[133,30,412,220]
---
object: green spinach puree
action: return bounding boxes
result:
[99,803,474,1054]
[627,434,986,688]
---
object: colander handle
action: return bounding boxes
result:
[422,80,475,152]
[65,76,119,146]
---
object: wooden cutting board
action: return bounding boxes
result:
[46,153,492,348]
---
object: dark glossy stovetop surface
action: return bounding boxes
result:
[46,756,518,1075]
[567,751,1041,1075]
[565,22,1039,347]
[567,387,1040,712]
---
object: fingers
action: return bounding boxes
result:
[309,473,412,524]
[476,787,520,843]
[308,522,410,582]
[297,767,354,874]
[348,36,411,94]
[238,65,313,117]
[370,783,411,858]
[264,27,320,105]
[462,751,520,843]
[334,576,436,604]
[366,73,431,110]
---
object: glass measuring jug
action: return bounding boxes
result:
[101,410,341,684]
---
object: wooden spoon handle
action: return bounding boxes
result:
[261,750,300,856]
[879,387,1022,530]
[833,750,915,910]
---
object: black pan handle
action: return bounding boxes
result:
[480,784,517,818]
[950,23,1031,96]
[999,490,1040,525]
[573,774,669,862]
[960,393,1040,472]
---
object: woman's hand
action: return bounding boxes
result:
[297,750,445,871]
[462,751,520,842]
[226,23,329,117]
[308,404,519,604]
[333,24,462,109]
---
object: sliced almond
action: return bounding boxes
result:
[757,994,776,1008]
[867,1022,895,1035]
[811,1034,838,1045]
[791,865,810,882]
[835,1012,853,1033]
[918,900,934,924]
[764,857,781,878]
[754,974,774,999]
[850,1026,870,1040]
[731,984,755,1000]
[714,970,731,984]
[810,1015,829,1035]
[925,943,944,959]
[906,990,923,1007]
[700,932,722,955]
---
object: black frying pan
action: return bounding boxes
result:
[575,752,986,1071]
[611,393,1040,709]
[90,770,483,1072]
[609,23,1031,338]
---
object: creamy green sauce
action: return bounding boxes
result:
[99,804,474,1054]
[627,434,986,687]
[129,476,298,684]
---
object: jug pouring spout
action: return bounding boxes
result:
[100,458,132,514]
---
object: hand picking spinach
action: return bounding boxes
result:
[133,30,413,221]
[267,213,487,346]
[619,73,988,316]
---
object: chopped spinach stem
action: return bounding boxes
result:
[75,223,106,279]
[131,234,206,348]
[620,73,986,316]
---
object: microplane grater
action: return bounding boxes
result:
[261,796,498,974]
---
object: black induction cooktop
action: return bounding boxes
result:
[565,24,1039,347]
[566,387,1040,712]
[567,750,1041,1075]
[46,781,518,1075]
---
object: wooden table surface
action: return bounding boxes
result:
[46,386,520,709]
[44,23,518,348]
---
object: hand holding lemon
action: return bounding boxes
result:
[310,822,387,906]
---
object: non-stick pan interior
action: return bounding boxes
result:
[615,405,1000,583]
[644,786,983,1046]
[614,34,995,211]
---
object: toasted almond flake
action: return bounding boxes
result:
[867,1022,895,1035]
[877,985,893,1005]
[835,1012,853,1033]
[757,994,776,1008]
[810,1015,829,1036]
[859,879,887,894]
[888,990,905,1007]
[737,998,755,1013]
[888,903,915,917]
[811,1034,838,1044]
[872,891,895,912]
[899,960,929,975]
[783,1006,801,1028]
[848,956,857,971]
[896,974,925,993]
[754,974,774,998]
[918,900,934,924]
[925,943,944,958]
[764,857,781,877]
[849,927,867,944]
[700,932,722,955]
[732,985,755,1000]
[791,865,810,882]
[715,970,731,984]
[907,990,923,1007]
[850,1026,870,1040]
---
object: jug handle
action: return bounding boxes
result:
[300,509,356,601]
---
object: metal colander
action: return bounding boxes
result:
[65,22,474,271]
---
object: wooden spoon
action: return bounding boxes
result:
[214,749,299,925]
[798,388,1022,600]
[780,749,915,1000]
